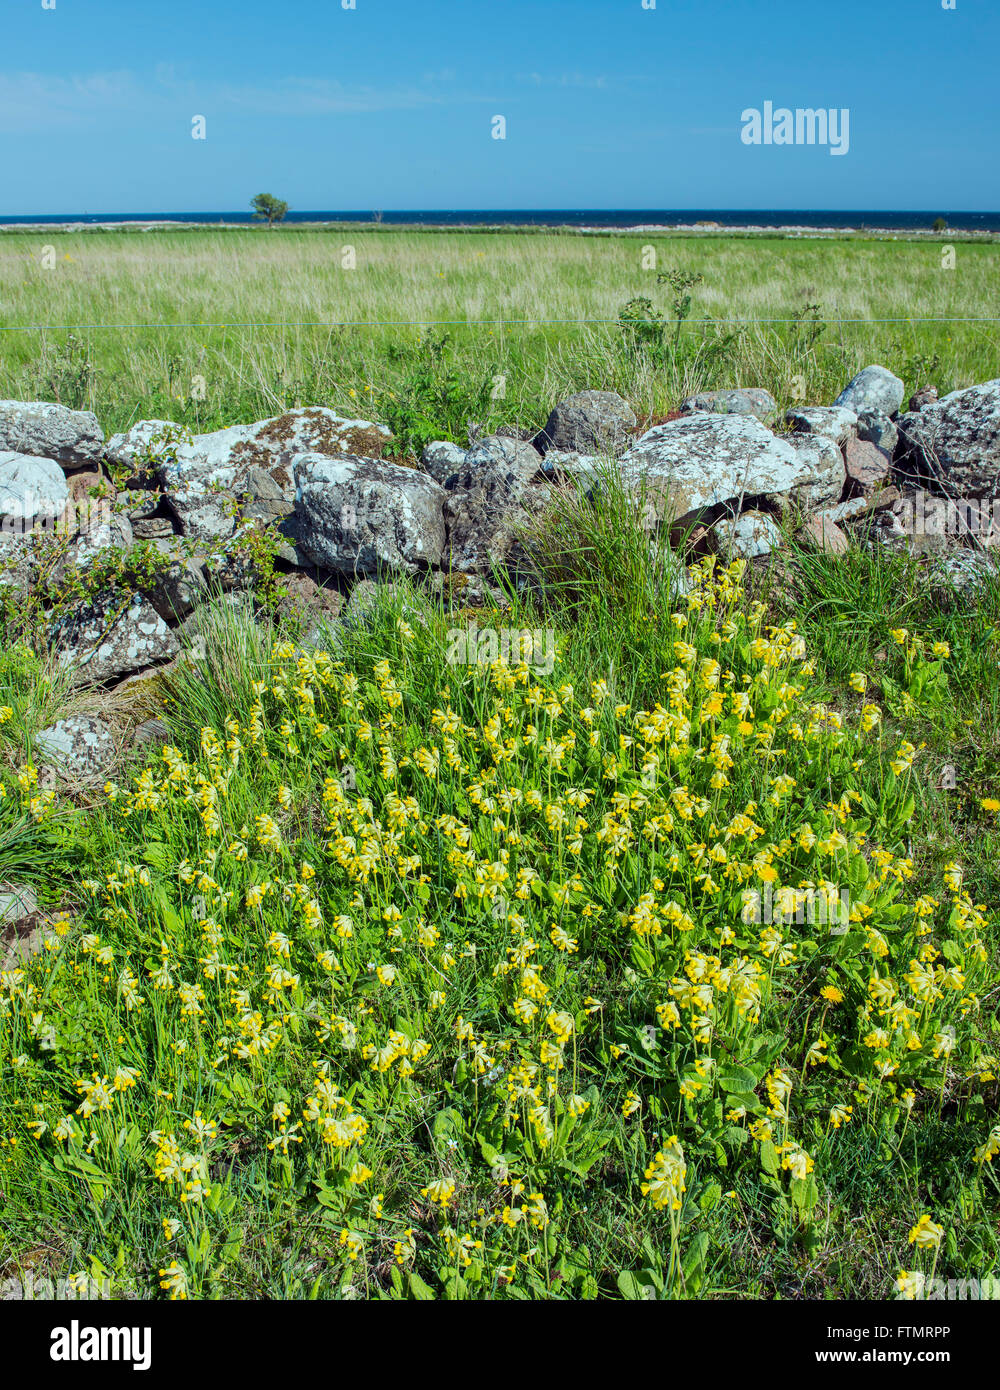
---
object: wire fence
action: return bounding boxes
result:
[1,316,1000,333]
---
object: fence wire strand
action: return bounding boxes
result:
[1,316,999,333]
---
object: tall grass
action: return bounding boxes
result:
[1,229,996,444]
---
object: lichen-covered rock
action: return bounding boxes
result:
[36,715,116,779]
[293,453,446,576]
[141,543,210,622]
[618,414,842,531]
[342,578,402,628]
[0,883,38,926]
[105,409,394,542]
[119,489,162,521]
[539,450,604,489]
[0,883,42,970]
[536,390,636,456]
[0,400,103,469]
[65,512,134,573]
[177,591,255,648]
[927,549,998,595]
[105,420,252,539]
[681,388,778,422]
[0,452,69,522]
[834,365,905,417]
[443,435,548,574]
[785,405,858,446]
[896,380,1000,497]
[712,510,783,558]
[50,592,180,686]
[421,441,467,486]
[783,434,846,511]
[857,409,898,455]
[238,466,295,525]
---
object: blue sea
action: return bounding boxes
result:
[2,209,999,231]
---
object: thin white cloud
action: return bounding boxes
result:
[210,76,445,116]
[517,72,610,90]
[0,67,471,133]
[0,70,144,130]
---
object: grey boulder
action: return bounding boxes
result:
[0,884,38,926]
[293,453,446,576]
[857,408,899,455]
[896,379,1000,498]
[783,434,847,510]
[422,441,467,486]
[536,390,636,456]
[105,408,394,542]
[834,366,905,417]
[36,715,116,780]
[443,435,548,573]
[681,388,778,422]
[785,405,858,446]
[50,591,180,686]
[0,400,103,469]
[618,413,843,531]
[0,452,69,523]
[712,510,784,559]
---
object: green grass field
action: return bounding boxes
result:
[1,228,998,450]
[1,230,999,1301]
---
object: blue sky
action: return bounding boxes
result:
[2,0,997,214]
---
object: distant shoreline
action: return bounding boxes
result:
[2,207,1000,235]
[1,218,997,240]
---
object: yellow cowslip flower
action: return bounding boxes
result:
[908,1214,944,1250]
[422,1178,455,1206]
[897,1270,925,1300]
[158,1260,189,1300]
[860,703,881,732]
[890,741,917,776]
[549,925,578,953]
[255,815,282,851]
[848,672,867,693]
[778,1143,814,1180]
[641,1137,686,1211]
[546,1010,574,1043]
[339,1230,363,1261]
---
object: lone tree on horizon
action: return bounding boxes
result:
[251,193,289,228]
